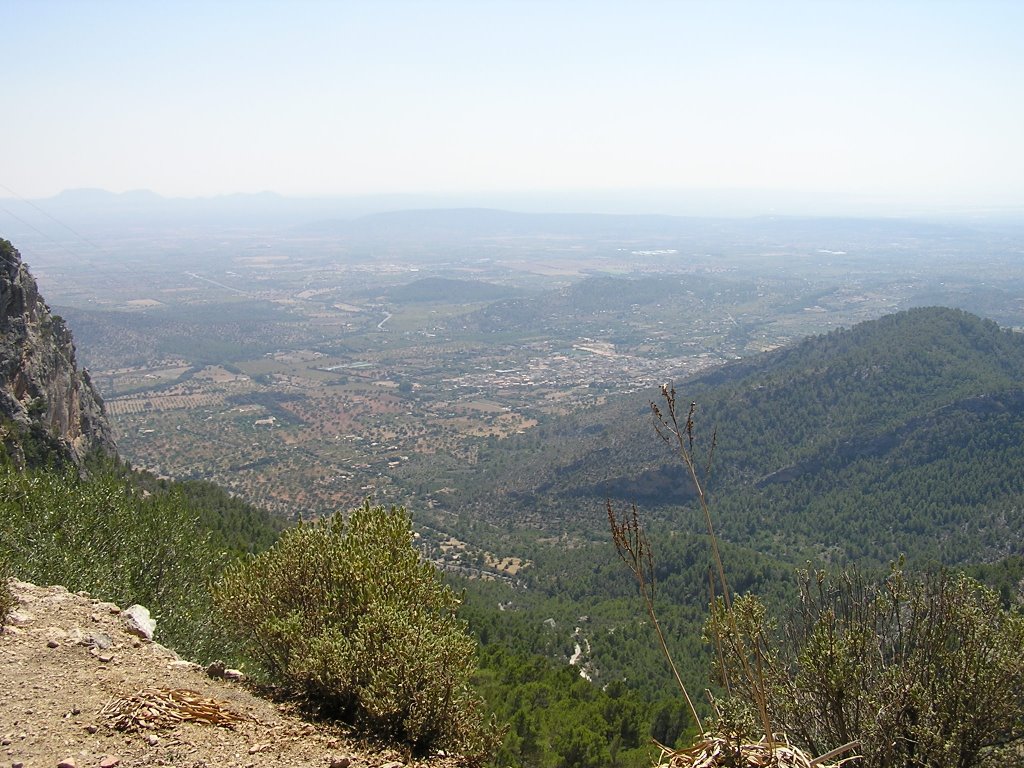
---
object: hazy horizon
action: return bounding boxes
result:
[3,1,1024,218]
[7,184,1024,223]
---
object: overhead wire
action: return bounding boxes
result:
[0,182,361,507]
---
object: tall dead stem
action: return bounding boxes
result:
[651,386,730,610]
[649,385,774,748]
[608,500,705,737]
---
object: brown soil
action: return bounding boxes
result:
[0,581,456,768]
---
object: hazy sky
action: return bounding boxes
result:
[3,0,1023,214]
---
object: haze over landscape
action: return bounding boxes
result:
[4,3,1024,768]
[3,0,1024,215]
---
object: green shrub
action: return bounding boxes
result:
[213,500,497,761]
[0,463,225,659]
[708,565,1024,768]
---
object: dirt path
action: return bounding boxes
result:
[1,581,451,768]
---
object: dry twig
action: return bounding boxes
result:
[658,734,859,768]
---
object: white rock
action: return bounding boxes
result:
[120,604,156,640]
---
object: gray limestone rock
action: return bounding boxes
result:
[0,238,116,466]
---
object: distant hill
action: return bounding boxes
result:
[3,189,997,251]
[457,307,1024,566]
[302,207,977,246]
[304,207,693,240]
[380,276,522,303]
[444,272,754,337]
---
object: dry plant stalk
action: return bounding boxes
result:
[651,386,773,744]
[102,687,250,731]
[609,500,705,737]
[651,387,728,609]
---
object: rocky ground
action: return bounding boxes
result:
[1,581,457,768]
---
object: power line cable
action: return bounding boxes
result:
[1,182,401,514]
[0,182,113,256]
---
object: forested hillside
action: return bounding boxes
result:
[456,307,1024,566]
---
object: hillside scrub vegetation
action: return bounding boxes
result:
[0,458,499,763]
[1,449,675,768]
[213,501,498,762]
[708,565,1024,768]
[0,461,225,659]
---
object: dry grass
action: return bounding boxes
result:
[102,687,252,731]
[658,734,859,768]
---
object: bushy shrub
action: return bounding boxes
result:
[707,565,1024,768]
[213,500,497,762]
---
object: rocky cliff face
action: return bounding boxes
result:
[0,238,115,466]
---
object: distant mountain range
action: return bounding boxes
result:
[455,306,1024,567]
[4,188,1011,242]
[303,207,981,244]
